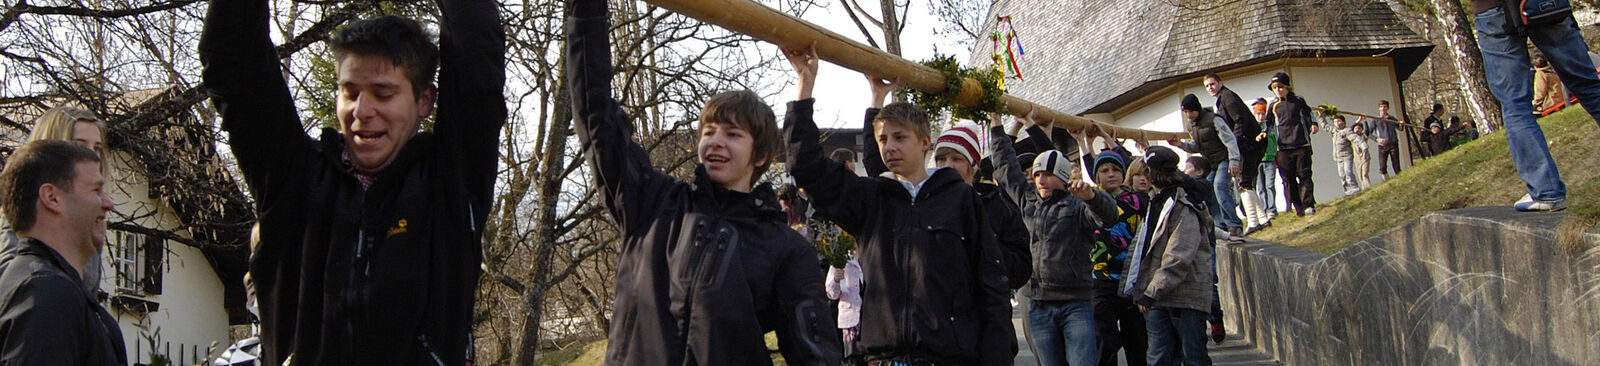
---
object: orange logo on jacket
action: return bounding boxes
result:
[387,219,408,238]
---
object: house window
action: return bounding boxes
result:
[109,230,164,297]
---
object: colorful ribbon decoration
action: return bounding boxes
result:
[992,16,1026,84]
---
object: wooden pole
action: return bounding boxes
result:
[1313,107,1424,129]
[639,0,1190,140]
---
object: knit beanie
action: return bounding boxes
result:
[1031,150,1075,183]
[1181,94,1203,111]
[1269,72,1291,90]
[934,122,983,165]
[1093,151,1126,173]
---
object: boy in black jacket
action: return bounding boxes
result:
[784,47,1017,365]
[200,0,500,363]
[567,3,841,365]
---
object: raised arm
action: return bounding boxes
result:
[199,0,316,206]
[861,76,895,177]
[435,0,506,224]
[567,1,677,233]
[771,241,845,366]
[786,99,879,235]
[988,125,1040,212]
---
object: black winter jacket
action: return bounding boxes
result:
[567,13,841,366]
[199,0,503,363]
[1215,87,1266,154]
[988,126,1119,302]
[790,100,1016,365]
[1266,95,1317,149]
[0,238,126,365]
[860,109,1032,289]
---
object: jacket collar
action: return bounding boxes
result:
[14,237,87,289]
[690,165,785,222]
[320,128,433,188]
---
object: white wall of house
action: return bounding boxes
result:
[98,152,232,365]
[1106,60,1412,212]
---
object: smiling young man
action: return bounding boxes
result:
[0,141,125,365]
[566,2,842,365]
[199,0,504,363]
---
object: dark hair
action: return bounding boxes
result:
[874,102,932,139]
[1432,103,1444,114]
[1450,115,1461,125]
[1332,114,1346,122]
[1149,166,1188,189]
[328,16,440,98]
[829,148,856,163]
[0,140,102,232]
[777,183,799,203]
[1203,72,1221,83]
[1379,100,1390,107]
[700,90,780,178]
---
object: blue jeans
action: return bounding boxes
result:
[1029,299,1098,366]
[1207,161,1241,229]
[1145,307,1212,366]
[1256,161,1277,214]
[1476,8,1600,201]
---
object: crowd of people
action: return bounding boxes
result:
[0,0,1588,365]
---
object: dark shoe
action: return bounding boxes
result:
[1227,226,1243,237]
[1211,322,1226,344]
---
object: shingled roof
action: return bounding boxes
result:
[970,0,1435,115]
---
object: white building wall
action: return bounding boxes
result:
[98,152,232,364]
[1109,64,1408,210]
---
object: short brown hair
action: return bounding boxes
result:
[329,16,439,98]
[1379,100,1390,107]
[1203,73,1221,83]
[873,102,932,139]
[0,140,102,232]
[700,90,780,178]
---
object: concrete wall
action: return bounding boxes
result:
[1107,62,1415,211]
[100,152,231,364]
[1216,207,1600,365]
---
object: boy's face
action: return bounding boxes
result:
[1096,164,1124,191]
[1130,173,1152,192]
[1032,170,1065,199]
[337,54,435,175]
[698,119,761,192]
[1182,109,1200,121]
[1272,84,1290,99]
[1334,117,1346,128]
[874,121,931,178]
[933,149,974,185]
[1204,78,1222,97]
[1378,103,1389,116]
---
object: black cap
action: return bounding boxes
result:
[1181,94,1203,111]
[1269,72,1291,90]
[1145,146,1180,173]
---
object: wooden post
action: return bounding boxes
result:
[640,0,1190,140]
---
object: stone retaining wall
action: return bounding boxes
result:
[1216,207,1600,365]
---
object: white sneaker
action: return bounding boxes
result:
[1514,194,1567,212]
[1306,207,1316,215]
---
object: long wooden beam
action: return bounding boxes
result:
[639,0,1190,140]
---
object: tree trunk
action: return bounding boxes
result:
[878,0,901,56]
[513,58,577,365]
[1428,0,1503,134]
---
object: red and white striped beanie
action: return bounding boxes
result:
[934,122,983,164]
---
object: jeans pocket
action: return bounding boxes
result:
[1475,7,1508,37]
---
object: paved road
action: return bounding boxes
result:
[1010,294,1278,366]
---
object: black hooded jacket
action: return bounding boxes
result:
[567,9,842,365]
[789,100,1016,365]
[198,0,503,363]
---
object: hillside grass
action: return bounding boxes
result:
[1255,105,1600,254]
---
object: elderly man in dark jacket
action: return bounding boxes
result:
[0,141,126,365]
[199,0,503,362]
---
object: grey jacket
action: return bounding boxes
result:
[0,238,127,365]
[990,126,1119,302]
[1126,188,1215,312]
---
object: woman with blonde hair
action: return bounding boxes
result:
[5,105,111,295]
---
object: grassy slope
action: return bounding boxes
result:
[1255,105,1600,254]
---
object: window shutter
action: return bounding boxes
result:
[142,235,164,295]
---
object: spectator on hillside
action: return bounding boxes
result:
[1322,115,1362,195]
[1123,146,1216,366]
[1533,55,1568,116]
[1251,99,1278,220]
[1168,94,1244,239]
[1261,72,1319,216]
[1450,116,1480,146]
[1358,100,1402,178]
[1424,118,1469,156]
[1421,104,1446,158]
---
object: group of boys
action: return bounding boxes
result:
[5,0,1589,364]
